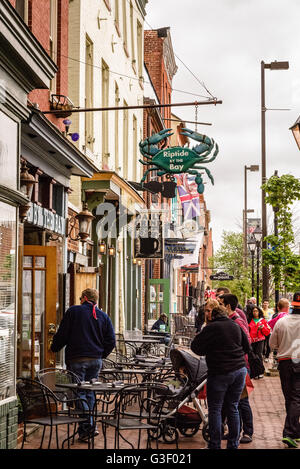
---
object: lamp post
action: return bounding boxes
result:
[248,237,256,297]
[253,225,263,305]
[243,165,259,268]
[261,60,289,301]
[273,170,280,306]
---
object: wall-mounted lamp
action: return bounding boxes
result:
[182,275,187,282]
[68,202,95,243]
[99,240,106,254]
[108,246,116,257]
[19,160,36,221]
[63,119,80,143]
[133,258,137,265]
[137,259,142,266]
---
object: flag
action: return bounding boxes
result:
[175,174,201,219]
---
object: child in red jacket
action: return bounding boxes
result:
[248,306,271,378]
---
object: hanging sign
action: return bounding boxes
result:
[139,128,219,194]
[210,271,234,281]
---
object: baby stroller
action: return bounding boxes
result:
[157,348,209,443]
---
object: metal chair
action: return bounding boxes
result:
[17,378,93,449]
[96,382,170,449]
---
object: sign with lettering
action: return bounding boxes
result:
[210,271,234,281]
[26,203,66,235]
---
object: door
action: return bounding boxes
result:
[20,246,57,379]
[148,279,170,331]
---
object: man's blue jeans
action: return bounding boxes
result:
[207,366,247,449]
[67,358,102,436]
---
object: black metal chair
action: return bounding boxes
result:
[17,378,93,449]
[96,382,170,449]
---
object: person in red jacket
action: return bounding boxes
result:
[248,305,271,379]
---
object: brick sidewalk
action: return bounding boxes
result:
[18,366,298,451]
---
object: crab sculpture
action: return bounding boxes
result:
[139,128,219,194]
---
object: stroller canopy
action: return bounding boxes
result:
[170,349,207,387]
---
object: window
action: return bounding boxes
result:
[0,111,18,191]
[15,0,28,23]
[49,0,58,95]
[137,20,143,79]
[85,36,94,152]
[115,82,120,172]
[132,115,137,181]
[122,0,128,54]
[123,101,128,179]
[114,0,120,35]
[130,2,135,68]
[102,60,110,168]
[0,202,17,401]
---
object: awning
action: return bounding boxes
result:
[173,233,204,269]
[82,171,145,213]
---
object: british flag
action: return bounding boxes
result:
[176,174,201,219]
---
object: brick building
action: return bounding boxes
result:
[1,0,96,448]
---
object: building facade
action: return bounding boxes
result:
[1,0,97,448]
[67,0,148,333]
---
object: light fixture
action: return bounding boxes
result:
[20,160,36,200]
[133,258,137,265]
[19,160,36,222]
[137,259,142,266]
[290,118,300,151]
[253,225,263,244]
[247,237,256,254]
[182,275,187,282]
[99,240,106,254]
[108,245,116,257]
[68,202,95,243]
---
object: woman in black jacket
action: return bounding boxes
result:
[191,305,249,450]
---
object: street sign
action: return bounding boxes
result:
[210,271,234,281]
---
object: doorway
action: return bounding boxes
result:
[19,246,57,379]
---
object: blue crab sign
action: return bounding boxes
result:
[139,128,219,194]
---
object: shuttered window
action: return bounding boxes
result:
[0,202,16,402]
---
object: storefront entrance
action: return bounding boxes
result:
[148,279,170,331]
[19,246,57,379]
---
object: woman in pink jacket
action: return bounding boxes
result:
[248,306,271,378]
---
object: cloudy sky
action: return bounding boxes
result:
[146,0,300,252]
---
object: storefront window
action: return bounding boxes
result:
[0,202,16,401]
[0,111,18,191]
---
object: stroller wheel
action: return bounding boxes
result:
[179,425,200,437]
[202,422,210,442]
[162,425,179,444]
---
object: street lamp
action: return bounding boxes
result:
[253,225,263,306]
[243,165,259,267]
[248,237,256,297]
[261,60,289,301]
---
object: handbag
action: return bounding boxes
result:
[248,346,265,379]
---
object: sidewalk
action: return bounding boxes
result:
[18,363,298,451]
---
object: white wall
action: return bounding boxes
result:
[68,0,145,182]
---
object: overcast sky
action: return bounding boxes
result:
[146,0,300,252]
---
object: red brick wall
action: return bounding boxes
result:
[11,0,70,132]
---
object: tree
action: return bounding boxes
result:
[262,173,300,294]
[209,231,253,304]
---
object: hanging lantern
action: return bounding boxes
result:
[99,240,106,254]
[75,203,95,242]
[20,160,36,200]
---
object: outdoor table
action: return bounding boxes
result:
[99,368,160,383]
[124,337,161,355]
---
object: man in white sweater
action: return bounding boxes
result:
[270,291,300,449]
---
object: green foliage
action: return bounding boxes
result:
[262,174,300,292]
[209,231,253,304]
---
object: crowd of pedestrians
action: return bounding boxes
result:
[190,287,300,450]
